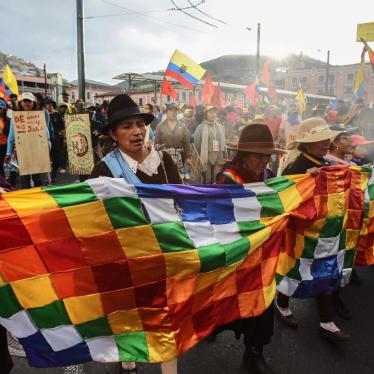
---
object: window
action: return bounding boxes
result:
[318,75,324,83]
[139,97,143,107]
[302,77,308,84]
[182,92,187,101]
[167,95,171,101]
[71,92,75,100]
[87,91,90,100]
[291,77,298,86]
[347,73,354,82]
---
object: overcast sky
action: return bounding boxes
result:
[1,0,372,84]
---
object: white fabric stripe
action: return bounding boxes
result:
[313,236,340,259]
[42,325,83,351]
[299,258,314,280]
[183,221,217,247]
[341,268,352,287]
[0,311,37,338]
[276,277,300,296]
[141,198,181,224]
[86,177,138,199]
[87,336,120,362]
[243,182,276,195]
[337,249,345,272]
[232,196,261,222]
[213,222,242,244]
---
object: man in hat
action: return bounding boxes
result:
[194,106,226,183]
[154,103,191,181]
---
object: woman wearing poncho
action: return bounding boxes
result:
[215,120,285,374]
[91,94,180,374]
[276,117,351,341]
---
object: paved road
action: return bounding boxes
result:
[9,174,374,374]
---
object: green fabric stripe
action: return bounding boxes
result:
[256,192,284,217]
[302,236,318,259]
[76,317,112,340]
[339,230,347,251]
[152,222,194,253]
[364,202,370,219]
[115,332,149,361]
[0,284,22,319]
[275,273,283,285]
[238,221,265,237]
[343,249,355,269]
[368,184,374,201]
[224,237,250,266]
[320,216,344,238]
[28,300,71,329]
[104,197,148,229]
[43,183,97,208]
[265,176,295,192]
[197,243,226,272]
[286,259,302,281]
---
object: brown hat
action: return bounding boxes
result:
[226,123,286,155]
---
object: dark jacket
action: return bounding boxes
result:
[282,152,331,175]
[90,150,182,184]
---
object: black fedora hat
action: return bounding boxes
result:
[103,94,154,135]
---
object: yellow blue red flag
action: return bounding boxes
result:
[0,65,19,100]
[353,48,366,98]
[165,50,206,89]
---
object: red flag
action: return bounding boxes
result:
[367,45,374,73]
[201,73,214,105]
[161,76,177,100]
[244,80,259,107]
[261,59,270,86]
[189,93,198,107]
[210,83,226,109]
[267,81,278,102]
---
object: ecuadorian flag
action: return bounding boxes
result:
[0,65,18,100]
[165,50,206,89]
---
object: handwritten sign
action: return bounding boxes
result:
[13,111,51,176]
[357,22,374,42]
[66,114,94,175]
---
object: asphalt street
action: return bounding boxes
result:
[8,173,374,374]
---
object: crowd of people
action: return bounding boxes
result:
[1,90,374,374]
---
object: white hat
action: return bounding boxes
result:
[20,92,36,102]
[286,117,343,150]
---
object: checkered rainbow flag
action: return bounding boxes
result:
[0,165,372,367]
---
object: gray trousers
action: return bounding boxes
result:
[203,163,222,184]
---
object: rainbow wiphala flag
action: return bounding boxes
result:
[0,166,373,367]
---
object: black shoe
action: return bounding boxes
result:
[319,327,350,341]
[242,348,275,374]
[275,304,298,328]
[333,298,352,320]
[350,269,362,286]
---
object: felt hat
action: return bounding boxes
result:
[103,94,154,135]
[83,102,95,110]
[286,117,343,150]
[226,123,286,155]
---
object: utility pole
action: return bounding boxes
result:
[324,50,330,96]
[76,0,86,101]
[43,64,47,97]
[256,23,261,79]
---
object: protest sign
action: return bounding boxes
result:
[66,114,94,175]
[12,111,50,175]
[356,22,374,42]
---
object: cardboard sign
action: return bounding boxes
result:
[357,22,374,42]
[66,114,94,175]
[13,111,51,176]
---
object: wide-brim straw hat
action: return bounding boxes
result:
[286,117,344,150]
[226,122,286,155]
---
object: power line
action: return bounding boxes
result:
[99,0,205,33]
[168,0,206,11]
[186,0,227,25]
[170,0,218,28]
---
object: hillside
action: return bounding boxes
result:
[0,51,42,75]
[201,54,328,84]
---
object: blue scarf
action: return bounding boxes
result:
[102,148,142,184]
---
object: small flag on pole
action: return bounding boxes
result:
[161,76,177,101]
[296,85,306,114]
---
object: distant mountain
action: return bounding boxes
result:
[200,54,328,84]
[0,51,42,75]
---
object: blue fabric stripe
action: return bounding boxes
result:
[166,62,199,85]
